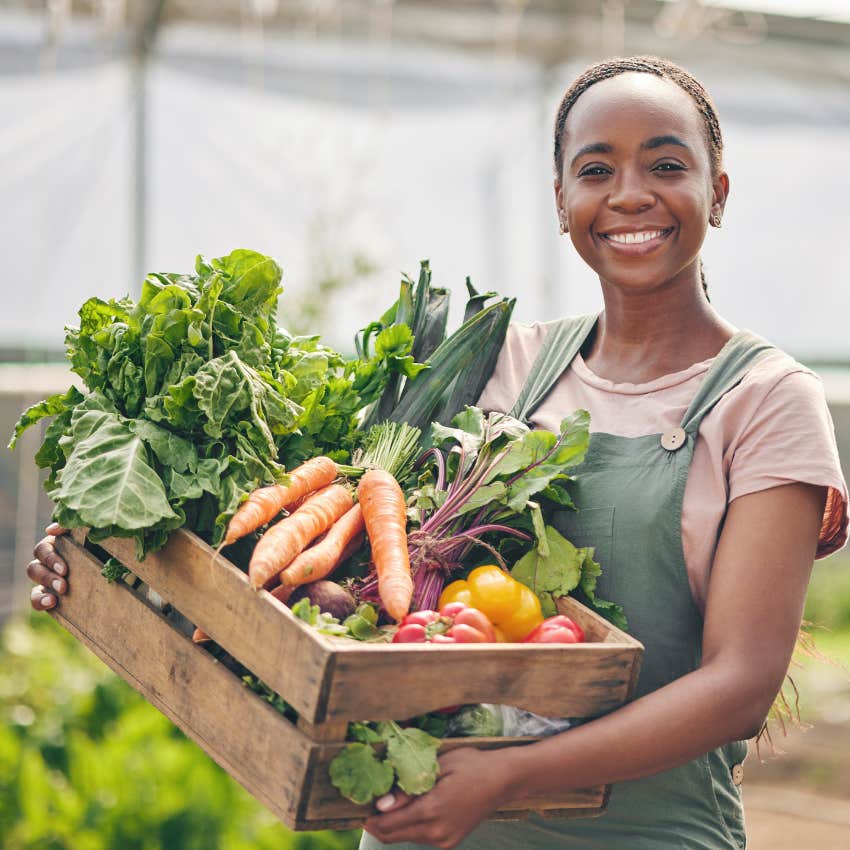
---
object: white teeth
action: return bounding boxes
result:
[606,230,665,244]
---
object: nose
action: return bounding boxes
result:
[607,167,655,214]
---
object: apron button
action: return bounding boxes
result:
[731,763,744,786]
[660,427,687,451]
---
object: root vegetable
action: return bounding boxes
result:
[223,456,338,547]
[357,469,412,621]
[280,503,365,588]
[248,484,353,589]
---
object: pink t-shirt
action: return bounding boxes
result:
[477,321,849,614]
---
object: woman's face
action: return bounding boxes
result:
[555,72,728,295]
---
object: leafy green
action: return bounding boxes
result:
[511,525,627,629]
[444,704,503,738]
[101,557,130,584]
[329,744,394,805]
[330,720,440,805]
[578,550,628,631]
[511,525,586,617]
[379,723,441,795]
[290,598,349,637]
[8,249,385,557]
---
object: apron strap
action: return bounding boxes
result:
[509,314,598,424]
[680,330,775,433]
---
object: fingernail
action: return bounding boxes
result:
[55,562,67,576]
[52,579,63,593]
[41,596,53,608]
[376,794,395,812]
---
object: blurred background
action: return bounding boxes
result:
[1,1,849,847]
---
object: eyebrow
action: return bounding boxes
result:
[569,134,691,168]
[641,134,690,151]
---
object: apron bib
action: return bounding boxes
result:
[361,316,773,850]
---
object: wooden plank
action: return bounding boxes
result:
[88,529,335,723]
[301,736,607,828]
[51,536,313,830]
[322,640,639,721]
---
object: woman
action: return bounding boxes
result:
[28,57,848,849]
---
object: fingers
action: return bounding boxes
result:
[33,536,67,577]
[375,790,413,813]
[31,584,57,611]
[26,558,67,595]
[45,522,68,536]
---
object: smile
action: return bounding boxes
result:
[599,227,674,254]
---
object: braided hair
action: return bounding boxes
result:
[554,56,723,299]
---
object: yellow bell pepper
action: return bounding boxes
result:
[438,565,544,642]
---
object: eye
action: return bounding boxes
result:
[577,164,611,178]
[652,161,686,173]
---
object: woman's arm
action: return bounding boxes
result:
[364,481,826,848]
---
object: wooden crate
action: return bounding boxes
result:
[51,529,643,831]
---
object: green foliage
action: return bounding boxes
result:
[0,614,359,850]
[805,550,850,634]
[329,721,440,805]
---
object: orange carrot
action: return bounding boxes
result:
[280,503,365,588]
[222,456,337,547]
[248,484,354,589]
[192,627,211,644]
[357,469,412,621]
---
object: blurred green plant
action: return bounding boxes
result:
[805,550,850,640]
[0,613,360,850]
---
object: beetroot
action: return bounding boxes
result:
[288,580,356,621]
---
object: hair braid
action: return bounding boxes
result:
[554,56,722,300]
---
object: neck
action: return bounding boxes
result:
[583,279,736,384]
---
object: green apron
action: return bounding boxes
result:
[361,316,773,850]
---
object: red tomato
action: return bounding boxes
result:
[523,615,585,644]
[438,601,468,619]
[452,607,497,642]
[444,623,490,643]
[400,610,440,628]
[392,623,428,643]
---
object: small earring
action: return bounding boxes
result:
[711,213,722,228]
[558,219,567,235]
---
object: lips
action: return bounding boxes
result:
[599,227,674,255]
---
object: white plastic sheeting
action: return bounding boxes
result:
[2,17,849,359]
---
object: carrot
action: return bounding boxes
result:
[192,627,211,644]
[222,455,337,547]
[357,469,412,621]
[280,503,365,588]
[248,484,354,589]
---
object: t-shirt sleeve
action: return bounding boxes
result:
[728,369,849,558]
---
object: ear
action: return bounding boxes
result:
[710,171,730,223]
[554,178,568,233]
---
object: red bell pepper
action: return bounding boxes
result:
[522,615,585,644]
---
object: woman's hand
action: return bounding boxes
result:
[363,746,518,849]
[27,523,69,611]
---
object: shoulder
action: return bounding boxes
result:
[737,345,824,400]
[715,342,848,556]
[476,317,588,414]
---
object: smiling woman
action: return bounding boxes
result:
[358,56,849,850]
